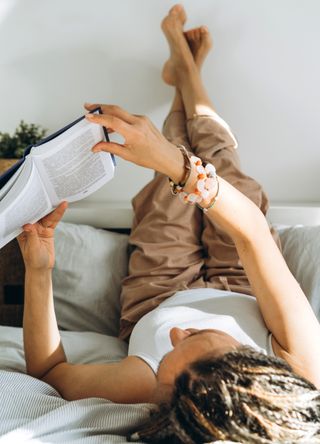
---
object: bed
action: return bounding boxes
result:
[0,202,319,443]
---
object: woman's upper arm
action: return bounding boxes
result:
[41,356,156,403]
[236,223,320,387]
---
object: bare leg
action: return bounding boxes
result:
[161,5,281,294]
[162,5,212,88]
[166,26,213,114]
[169,89,184,114]
[184,25,213,69]
[119,12,217,341]
[161,10,188,147]
[163,11,214,149]
[161,6,216,119]
[162,88,191,149]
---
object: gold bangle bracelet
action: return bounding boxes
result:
[168,144,192,195]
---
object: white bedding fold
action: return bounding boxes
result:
[0,326,240,443]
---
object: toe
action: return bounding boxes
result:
[184,29,194,42]
[170,4,180,14]
[191,29,198,40]
[195,29,202,41]
[200,26,213,48]
[169,4,187,24]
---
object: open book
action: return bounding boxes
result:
[0,108,115,249]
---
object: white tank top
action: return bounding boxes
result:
[128,288,275,374]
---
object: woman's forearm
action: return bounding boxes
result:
[202,175,269,242]
[87,109,268,242]
[23,269,66,378]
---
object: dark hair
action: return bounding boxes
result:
[128,346,320,443]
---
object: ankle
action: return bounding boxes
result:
[176,61,199,85]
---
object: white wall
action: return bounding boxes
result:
[0,0,319,205]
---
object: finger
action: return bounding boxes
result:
[17,228,33,245]
[40,201,68,229]
[22,223,36,232]
[92,141,127,158]
[21,224,39,239]
[84,102,99,111]
[86,113,131,138]
[85,103,137,124]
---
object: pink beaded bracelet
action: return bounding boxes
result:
[168,149,220,213]
[178,155,218,205]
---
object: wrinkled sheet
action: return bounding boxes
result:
[0,326,150,443]
[0,326,238,443]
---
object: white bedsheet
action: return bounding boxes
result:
[0,327,151,443]
[0,326,239,443]
[0,326,128,372]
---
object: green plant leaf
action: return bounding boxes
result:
[0,121,47,158]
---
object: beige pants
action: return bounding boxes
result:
[119,111,280,340]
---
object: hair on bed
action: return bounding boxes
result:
[128,346,320,443]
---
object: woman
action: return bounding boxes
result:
[18,5,320,443]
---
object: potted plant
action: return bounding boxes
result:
[0,121,46,174]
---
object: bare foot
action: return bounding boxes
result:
[161,4,196,86]
[184,26,213,69]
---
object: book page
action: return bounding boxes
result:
[31,121,114,206]
[32,116,89,155]
[0,158,52,249]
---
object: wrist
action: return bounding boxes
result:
[25,267,52,279]
[159,142,186,184]
[171,152,220,211]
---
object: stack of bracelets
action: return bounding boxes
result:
[168,145,220,213]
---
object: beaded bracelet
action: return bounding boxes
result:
[186,156,216,202]
[178,154,218,204]
[168,149,220,213]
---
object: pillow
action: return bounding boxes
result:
[52,222,319,337]
[278,225,320,321]
[53,222,129,336]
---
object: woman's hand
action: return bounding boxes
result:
[84,103,185,184]
[17,202,68,271]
